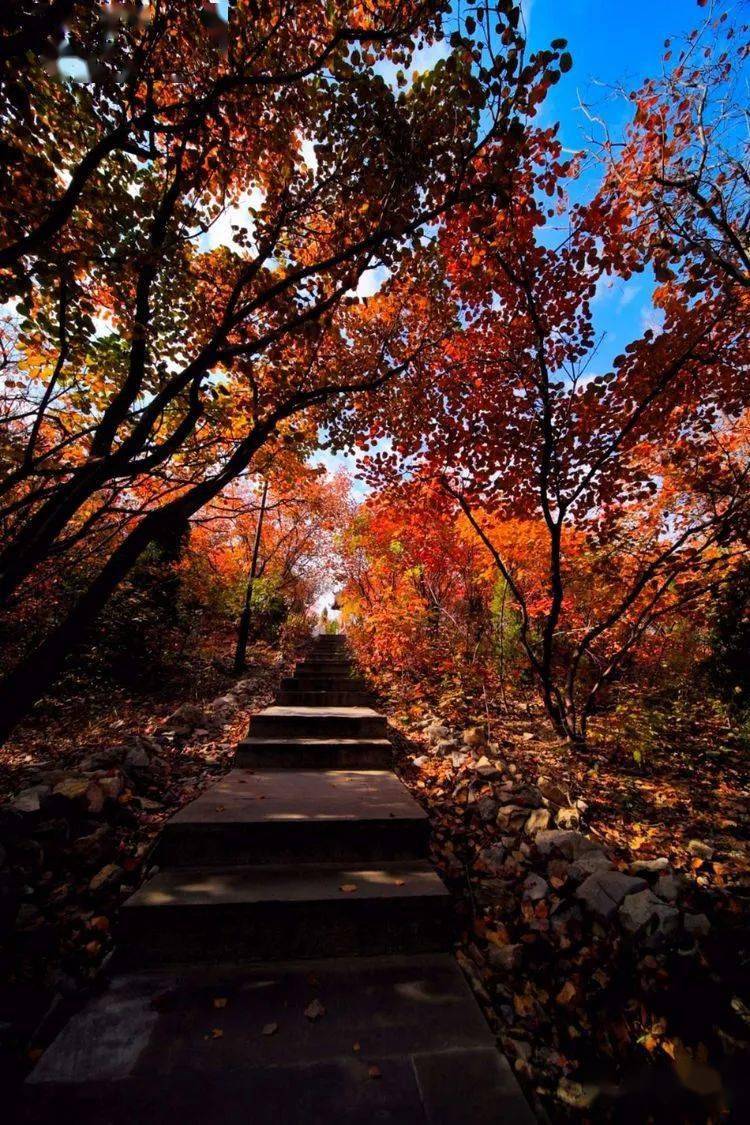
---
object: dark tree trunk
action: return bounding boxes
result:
[233,477,268,673]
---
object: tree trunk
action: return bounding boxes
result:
[233,477,268,673]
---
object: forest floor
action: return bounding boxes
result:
[1,657,749,1121]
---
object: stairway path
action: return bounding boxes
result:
[21,635,534,1124]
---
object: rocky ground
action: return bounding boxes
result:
[391,707,750,1122]
[0,653,284,1091]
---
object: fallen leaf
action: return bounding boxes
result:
[353,1041,361,1052]
[368,1065,382,1079]
[339,884,358,893]
[262,1022,279,1036]
[213,997,228,1009]
[205,1028,223,1040]
[304,999,325,1021]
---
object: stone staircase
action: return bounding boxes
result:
[22,635,534,1123]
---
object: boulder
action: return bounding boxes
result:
[462,726,484,747]
[618,889,680,946]
[684,912,711,938]
[496,805,529,833]
[687,839,714,861]
[79,748,125,772]
[11,785,50,816]
[164,702,206,731]
[89,863,123,893]
[576,870,647,920]
[51,777,105,816]
[654,873,680,902]
[426,721,449,742]
[631,857,670,876]
[475,844,507,877]
[555,806,581,830]
[477,796,499,824]
[535,830,600,861]
[524,808,551,836]
[523,873,549,901]
[98,774,125,801]
[536,775,568,807]
[487,943,521,972]
[233,678,256,695]
[569,850,614,882]
[124,744,150,770]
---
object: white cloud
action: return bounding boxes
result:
[640,303,665,336]
[354,264,390,299]
[204,187,265,252]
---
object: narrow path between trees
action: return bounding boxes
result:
[19,635,534,1124]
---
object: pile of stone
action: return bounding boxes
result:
[403,712,716,1110]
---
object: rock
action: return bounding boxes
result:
[89,863,123,893]
[165,702,206,731]
[474,755,491,769]
[98,774,125,801]
[536,775,568,807]
[488,943,521,972]
[654,873,680,902]
[523,873,549,901]
[684,912,711,938]
[511,783,544,809]
[426,721,449,742]
[476,796,498,824]
[569,850,614,882]
[521,732,535,742]
[475,844,506,877]
[524,808,551,836]
[436,739,456,755]
[631,857,670,876]
[72,825,114,863]
[555,805,581,830]
[496,805,528,833]
[11,785,50,816]
[687,839,714,861]
[535,830,600,861]
[412,755,429,768]
[51,777,105,816]
[79,748,125,772]
[233,678,256,695]
[576,870,647,920]
[451,751,467,769]
[618,889,680,946]
[124,745,151,770]
[462,726,484,747]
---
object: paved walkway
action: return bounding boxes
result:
[22,636,534,1123]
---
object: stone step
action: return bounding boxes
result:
[235,737,392,770]
[24,955,535,1125]
[248,706,387,740]
[281,676,369,692]
[296,658,354,670]
[153,769,430,867]
[291,670,362,685]
[120,860,452,964]
[277,689,374,707]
